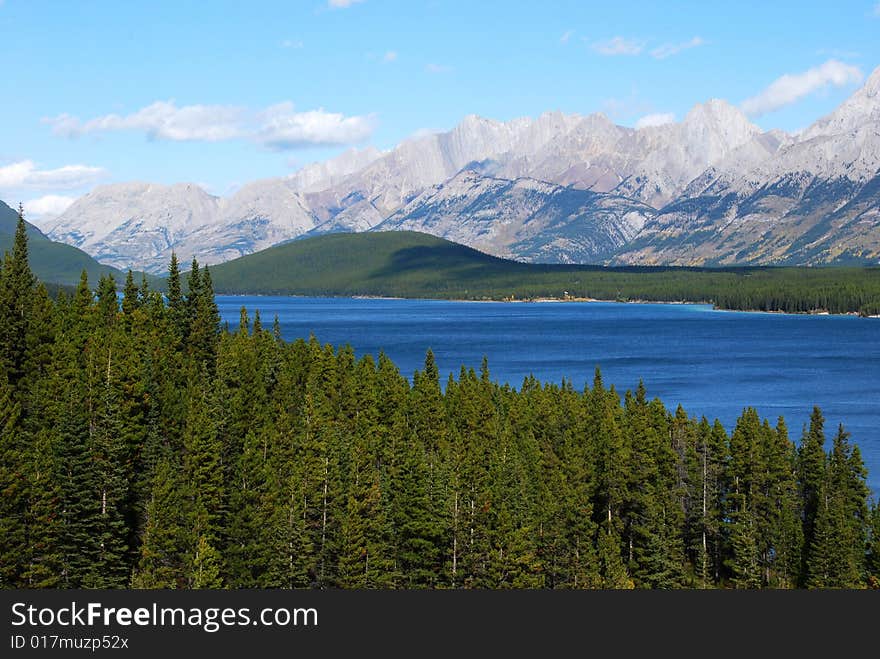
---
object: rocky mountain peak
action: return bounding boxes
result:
[40,68,880,272]
[800,65,880,141]
[863,65,880,95]
[683,99,759,141]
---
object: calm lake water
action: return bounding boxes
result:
[217,296,880,495]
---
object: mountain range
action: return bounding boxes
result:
[36,66,880,273]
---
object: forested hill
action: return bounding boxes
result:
[0,201,127,286]
[2,216,879,589]
[206,231,880,316]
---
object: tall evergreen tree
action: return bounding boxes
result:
[133,457,188,588]
[166,253,186,338]
[0,373,26,586]
[798,406,827,583]
[0,209,36,386]
[121,270,140,321]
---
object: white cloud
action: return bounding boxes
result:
[281,39,304,49]
[23,194,76,218]
[45,100,376,150]
[650,36,705,60]
[740,59,863,117]
[406,127,444,142]
[426,63,453,74]
[560,30,574,44]
[635,112,676,129]
[383,50,398,62]
[591,36,644,56]
[256,103,376,150]
[45,101,245,142]
[0,160,107,190]
[328,0,364,8]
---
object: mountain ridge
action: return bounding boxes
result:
[37,66,880,272]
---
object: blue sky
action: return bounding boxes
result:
[2,0,879,218]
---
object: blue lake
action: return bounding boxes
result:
[217,296,880,495]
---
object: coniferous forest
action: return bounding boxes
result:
[1,216,878,590]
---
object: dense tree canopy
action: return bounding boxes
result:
[1,212,877,589]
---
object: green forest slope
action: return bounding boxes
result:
[0,201,126,286]
[207,231,880,315]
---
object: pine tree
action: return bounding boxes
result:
[189,264,220,370]
[121,270,140,320]
[684,418,728,587]
[225,430,268,587]
[166,253,186,338]
[867,503,880,588]
[186,259,202,332]
[0,372,26,586]
[337,444,394,588]
[55,376,101,587]
[133,457,188,588]
[21,429,64,588]
[257,447,313,588]
[0,209,36,386]
[191,535,224,589]
[390,428,443,587]
[807,425,868,588]
[728,504,762,589]
[182,373,225,547]
[597,526,633,589]
[798,406,827,583]
[763,418,803,588]
[590,372,629,542]
[726,408,768,587]
[22,283,57,406]
[82,379,132,588]
[96,274,118,328]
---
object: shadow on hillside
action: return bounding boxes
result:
[369,244,523,280]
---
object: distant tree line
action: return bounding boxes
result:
[1,214,878,589]
[201,232,880,316]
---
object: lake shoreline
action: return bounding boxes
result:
[216,291,879,319]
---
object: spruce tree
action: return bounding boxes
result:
[189,264,220,370]
[21,429,64,588]
[816,426,868,587]
[166,253,186,337]
[337,442,394,588]
[182,373,225,548]
[0,373,26,586]
[0,209,36,385]
[96,274,118,328]
[764,418,803,588]
[597,526,632,589]
[121,270,140,320]
[133,457,188,588]
[191,535,224,588]
[799,406,827,583]
[867,503,880,588]
[684,418,728,587]
[225,430,268,587]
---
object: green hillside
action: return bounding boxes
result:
[0,200,154,287]
[206,230,880,315]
